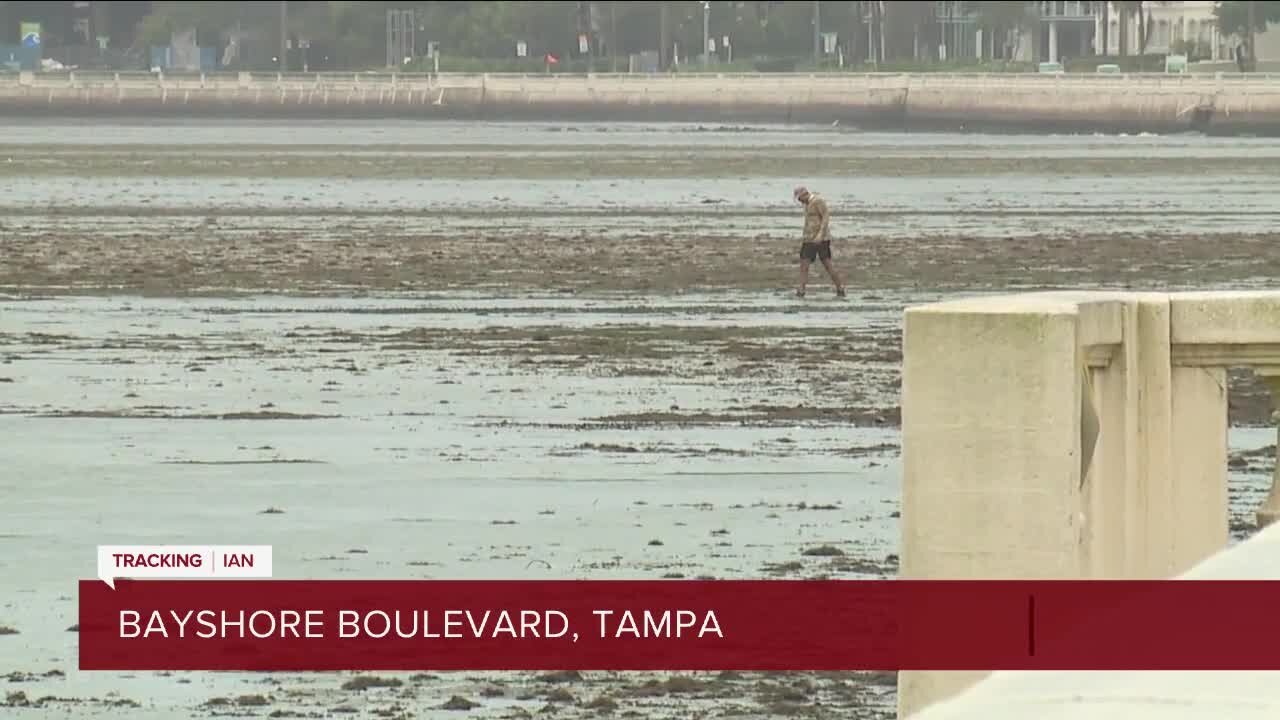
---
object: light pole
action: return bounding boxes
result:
[1246,0,1257,72]
[813,0,821,64]
[702,1,710,68]
[279,0,287,73]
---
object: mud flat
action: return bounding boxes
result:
[2,120,1280,718]
[0,292,1273,720]
[4,72,1280,135]
[2,293,906,720]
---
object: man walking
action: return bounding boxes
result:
[793,186,846,298]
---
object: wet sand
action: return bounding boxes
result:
[7,141,1280,178]
[1,120,1279,718]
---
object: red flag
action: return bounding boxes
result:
[545,53,559,65]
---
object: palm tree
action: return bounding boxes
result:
[1100,0,1110,56]
[872,0,885,64]
[1117,1,1129,56]
[1214,1,1280,72]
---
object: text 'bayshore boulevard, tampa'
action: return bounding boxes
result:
[120,608,723,641]
[79,579,1280,671]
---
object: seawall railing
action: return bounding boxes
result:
[6,69,1280,90]
[899,290,1280,716]
[3,70,1279,134]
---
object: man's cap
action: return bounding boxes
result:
[793,186,808,200]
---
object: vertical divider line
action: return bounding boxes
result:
[1028,594,1036,657]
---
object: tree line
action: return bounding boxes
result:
[108,1,1280,70]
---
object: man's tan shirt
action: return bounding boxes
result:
[802,194,831,244]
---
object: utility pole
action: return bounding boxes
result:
[867,2,875,63]
[702,1,710,68]
[279,0,287,73]
[611,2,618,72]
[659,2,669,70]
[813,0,821,64]
[1100,1,1109,56]
[1246,0,1257,71]
[877,1,884,65]
[576,2,594,71]
[850,0,860,65]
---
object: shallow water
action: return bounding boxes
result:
[7,118,1280,239]
[9,175,1279,243]
[5,118,1280,155]
[11,172,1276,212]
[2,290,1274,717]
[0,291,905,714]
[3,119,1278,718]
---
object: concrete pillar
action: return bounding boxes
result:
[900,294,1109,717]
[898,291,1255,716]
[1169,364,1229,572]
[1129,297,1173,577]
[1256,372,1280,528]
[1082,301,1137,578]
[1049,21,1059,63]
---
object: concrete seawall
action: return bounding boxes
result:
[3,71,1280,135]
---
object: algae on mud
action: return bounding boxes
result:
[1,290,906,718]
[5,225,1280,296]
[8,145,1280,178]
[3,120,1280,720]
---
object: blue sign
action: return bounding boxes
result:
[19,21,40,48]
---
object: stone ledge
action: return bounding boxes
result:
[1170,291,1280,346]
[1171,343,1280,368]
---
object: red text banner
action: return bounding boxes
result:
[78,580,1280,671]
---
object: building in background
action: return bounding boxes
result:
[1037,0,1099,63]
[935,1,976,62]
[1261,24,1280,61]
[1098,0,1224,60]
[928,1,1104,64]
[937,1,1101,64]
[939,1,1276,67]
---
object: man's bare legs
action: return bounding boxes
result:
[798,257,845,298]
[820,256,846,297]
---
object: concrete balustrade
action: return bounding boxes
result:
[898,290,1280,717]
[2,71,1279,134]
[1256,372,1280,529]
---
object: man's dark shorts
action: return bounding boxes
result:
[799,241,832,262]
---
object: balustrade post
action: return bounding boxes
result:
[1256,371,1280,528]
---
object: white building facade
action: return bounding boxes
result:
[937,1,1275,66]
[1096,0,1226,60]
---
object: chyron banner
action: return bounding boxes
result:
[78,579,1280,672]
